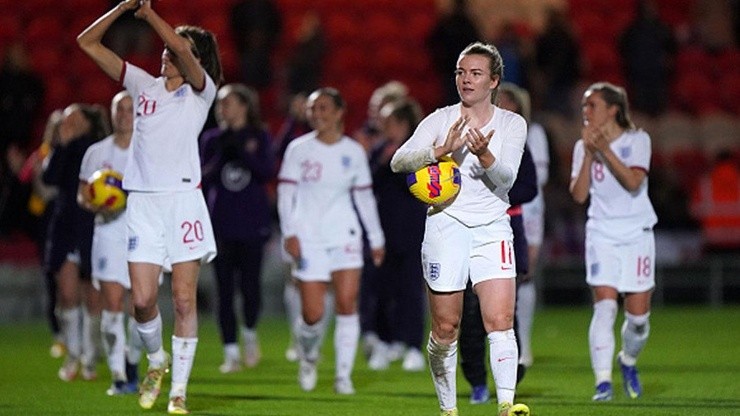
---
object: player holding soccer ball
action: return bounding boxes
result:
[78,91,145,397]
[78,0,223,413]
[391,42,529,416]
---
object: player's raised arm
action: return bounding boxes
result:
[135,0,207,90]
[77,0,139,81]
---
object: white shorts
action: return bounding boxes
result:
[522,194,545,246]
[421,212,515,292]
[291,240,363,282]
[92,224,130,289]
[585,229,655,293]
[126,190,217,266]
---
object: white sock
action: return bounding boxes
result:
[620,312,650,365]
[126,316,143,365]
[488,329,518,405]
[101,310,126,378]
[318,291,335,347]
[82,307,101,366]
[296,317,323,362]
[137,313,166,368]
[516,280,536,365]
[427,335,457,411]
[170,336,197,399]
[224,342,240,362]
[334,313,360,380]
[241,326,258,344]
[589,299,617,384]
[284,282,301,350]
[60,306,82,359]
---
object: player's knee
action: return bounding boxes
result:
[432,320,459,343]
[625,311,650,335]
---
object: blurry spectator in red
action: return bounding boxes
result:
[230,0,283,90]
[427,0,481,106]
[0,41,45,150]
[690,150,740,252]
[286,11,326,99]
[532,7,580,117]
[619,0,677,117]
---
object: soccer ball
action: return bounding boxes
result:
[87,168,126,212]
[406,157,461,206]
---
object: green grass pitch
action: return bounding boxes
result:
[0,306,738,415]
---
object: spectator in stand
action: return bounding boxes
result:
[427,0,482,106]
[43,103,109,382]
[619,0,677,117]
[690,149,740,252]
[285,11,326,98]
[200,84,275,373]
[230,0,282,89]
[0,41,45,150]
[532,7,581,116]
[362,98,428,373]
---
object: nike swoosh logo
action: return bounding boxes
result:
[497,356,515,362]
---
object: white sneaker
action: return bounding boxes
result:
[362,332,380,360]
[368,342,390,371]
[519,352,533,368]
[219,358,242,374]
[387,342,405,362]
[334,377,355,395]
[58,357,79,381]
[243,337,261,368]
[298,359,317,392]
[285,345,299,362]
[402,348,425,372]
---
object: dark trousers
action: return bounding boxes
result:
[213,239,265,345]
[360,248,426,349]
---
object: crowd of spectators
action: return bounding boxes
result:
[1,0,739,263]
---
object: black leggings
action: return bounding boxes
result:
[212,240,265,345]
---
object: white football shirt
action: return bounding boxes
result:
[571,129,658,242]
[122,63,216,192]
[277,132,383,248]
[392,103,527,227]
[522,122,549,233]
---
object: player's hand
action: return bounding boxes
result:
[441,116,468,154]
[119,0,139,11]
[284,236,301,262]
[582,125,599,154]
[134,0,152,19]
[465,127,493,157]
[371,247,385,267]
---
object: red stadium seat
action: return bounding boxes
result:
[24,15,65,47]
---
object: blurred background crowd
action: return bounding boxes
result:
[0,0,738,304]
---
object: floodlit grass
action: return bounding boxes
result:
[1,306,738,415]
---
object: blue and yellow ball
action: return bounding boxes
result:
[406,157,461,206]
[87,168,126,212]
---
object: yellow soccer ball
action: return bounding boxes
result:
[406,157,461,206]
[87,168,126,212]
